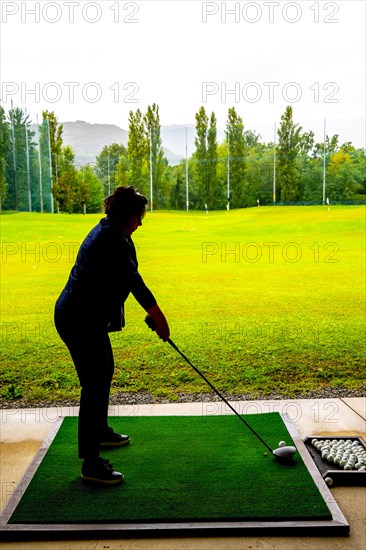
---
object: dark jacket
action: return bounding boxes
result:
[55,217,156,332]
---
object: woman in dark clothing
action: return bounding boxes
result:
[54,186,169,485]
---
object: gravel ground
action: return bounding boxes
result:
[0,387,365,409]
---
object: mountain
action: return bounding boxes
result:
[59,120,185,167]
[61,121,128,166]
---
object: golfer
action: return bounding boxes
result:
[54,186,169,485]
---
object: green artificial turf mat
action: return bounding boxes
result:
[9,413,331,524]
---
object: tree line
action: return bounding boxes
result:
[0,104,365,213]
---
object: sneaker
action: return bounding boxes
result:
[100,427,130,449]
[81,457,124,485]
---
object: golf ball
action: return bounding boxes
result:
[278,441,286,447]
[325,477,333,487]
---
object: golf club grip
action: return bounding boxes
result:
[145,314,156,331]
[167,339,273,453]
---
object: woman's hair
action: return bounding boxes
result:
[104,186,148,226]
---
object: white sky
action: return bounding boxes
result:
[1,0,365,148]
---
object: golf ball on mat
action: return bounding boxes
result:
[278,441,286,447]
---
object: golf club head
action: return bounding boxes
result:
[145,314,156,331]
[272,446,297,460]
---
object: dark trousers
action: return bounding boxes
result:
[55,313,114,461]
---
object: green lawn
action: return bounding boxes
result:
[1,206,365,403]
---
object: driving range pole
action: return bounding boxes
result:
[273,122,276,205]
[186,126,189,212]
[322,118,326,205]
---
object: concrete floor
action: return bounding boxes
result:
[1,397,365,549]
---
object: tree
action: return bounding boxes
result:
[244,129,261,149]
[245,141,272,206]
[326,148,364,200]
[193,107,220,209]
[115,153,129,188]
[277,106,302,202]
[96,143,127,195]
[194,106,209,208]
[351,147,366,199]
[127,109,148,196]
[313,134,339,159]
[256,144,277,205]
[42,111,63,183]
[144,104,167,209]
[170,164,185,209]
[76,165,104,213]
[297,130,316,200]
[302,156,323,203]
[38,118,54,212]
[226,107,246,208]
[4,107,38,211]
[56,145,78,213]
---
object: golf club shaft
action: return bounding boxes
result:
[167,338,273,454]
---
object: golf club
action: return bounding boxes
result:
[145,315,297,460]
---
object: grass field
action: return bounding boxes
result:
[0,205,365,403]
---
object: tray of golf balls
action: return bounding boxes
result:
[304,436,366,486]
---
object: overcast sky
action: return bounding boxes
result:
[1,0,365,148]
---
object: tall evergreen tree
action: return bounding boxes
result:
[277,106,302,202]
[127,109,148,196]
[42,111,63,182]
[226,107,246,208]
[115,154,130,187]
[144,104,167,209]
[194,106,209,208]
[38,118,54,212]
